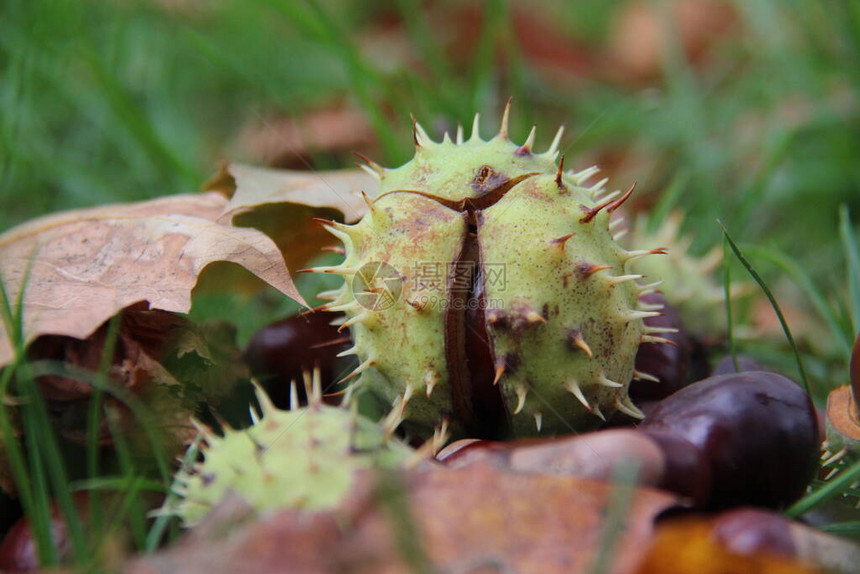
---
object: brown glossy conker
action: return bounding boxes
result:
[640,371,820,510]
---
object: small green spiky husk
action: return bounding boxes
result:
[626,211,747,337]
[317,109,668,438]
[165,379,415,527]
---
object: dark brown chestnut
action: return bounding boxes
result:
[638,430,711,507]
[630,292,692,401]
[0,514,62,571]
[0,494,92,572]
[243,310,355,408]
[640,371,820,510]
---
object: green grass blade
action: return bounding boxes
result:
[27,359,173,485]
[16,368,89,564]
[0,266,67,565]
[20,386,57,566]
[0,363,35,518]
[722,235,740,372]
[786,458,860,517]
[819,520,860,536]
[719,221,810,394]
[86,315,121,545]
[106,407,148,550]
[0,285,36,547]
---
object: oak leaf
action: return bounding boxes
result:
[0,192,304,367]
[219,163,376,225]
[210,163,377,272]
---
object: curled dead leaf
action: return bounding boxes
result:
[211,164,378,271]
[0,192,304,368]
[218,163,377,225]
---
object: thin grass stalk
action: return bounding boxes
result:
[16,367,89,565]
[20,382,56,566]
[106,406,148,550]
[722,236,740,372]
[0,266,59,564]
[86,316,122,547]
[719,221,810,394]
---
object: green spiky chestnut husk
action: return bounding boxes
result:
[316,108,670,439]
[165,381,415,527]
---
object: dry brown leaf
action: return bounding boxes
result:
[219,163,377,225]
[0,192,304,367]
[127,463,679,574]
[213,163,378,272]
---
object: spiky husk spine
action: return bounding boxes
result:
[164,376,415,527]
[316,106,670,438]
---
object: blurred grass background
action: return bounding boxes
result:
[2,0,860,566]
[2,0,859,386]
